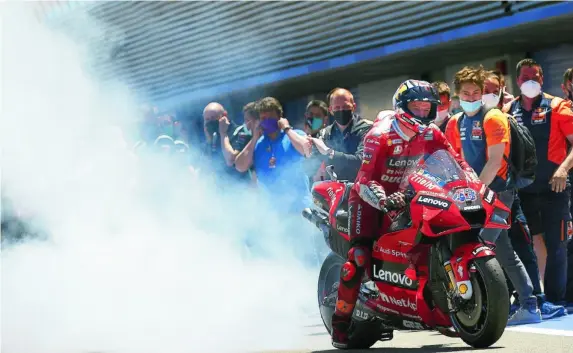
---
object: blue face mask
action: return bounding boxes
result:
[310,117,324,130]
[460,99,482,113]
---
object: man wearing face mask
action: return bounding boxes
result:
[235,97,312,213]
[309,88,372,182]
[447,66,567,323]
[431,81,452,132]
[483,70,566,319]
[304,100,329,137]
[503,59,573,307]
[482,71,515,110]
[302,100,329,185]
[202,102,254,186]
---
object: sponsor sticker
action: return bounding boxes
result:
[376,247,408,259]
[387,156,421,168]
[354,309,369,320]
[380,174,402,183]
[424,129,433,140]
[336,223,349,234]
[462,205,481,211]
[416,195,451,210]
[531,107,548,125]
[380,292,417,311]
[403,320,424,330]
[410,175,437,190]
[372,264,416,289]
[453,188,477,202]
[483,189,495,204]
[471,245,491,256]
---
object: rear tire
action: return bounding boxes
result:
[451,257,509,348]
[318,252,387,350]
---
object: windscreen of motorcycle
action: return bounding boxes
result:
[399,150,483,211]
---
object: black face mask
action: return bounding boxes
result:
[333,110,353,125]
[205,121,218,135]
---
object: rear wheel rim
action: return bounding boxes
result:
[319,262,341,305]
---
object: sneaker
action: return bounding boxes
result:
[509,303,519,317]
[554,301,572,314]
[507,300,542,326]
[331,314,350,349]
[539,301,567,320]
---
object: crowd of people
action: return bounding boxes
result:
[132,59,573,348]
[3,56,573,347]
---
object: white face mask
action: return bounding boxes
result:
[436,109,449,120]
[520,80,542,99]
[482,93,500,108]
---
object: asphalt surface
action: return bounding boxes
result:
[271,313,573,353]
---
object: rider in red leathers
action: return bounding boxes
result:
[331,80,476,349]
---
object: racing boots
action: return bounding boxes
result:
[331,314,351,349]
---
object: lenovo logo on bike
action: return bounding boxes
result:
[472,245,493,256]
[373,265,416,289]
[336,223,349,234]
[416,195,451,210]
[380,292,417,311]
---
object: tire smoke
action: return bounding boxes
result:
[1,4,319,353]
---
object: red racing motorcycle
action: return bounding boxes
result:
[302,149,511,349]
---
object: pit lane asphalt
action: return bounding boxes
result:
[270,313,573,353]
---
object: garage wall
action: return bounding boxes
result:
[357,75,409,121]
[442,55,515,94]
[533,44,573,98]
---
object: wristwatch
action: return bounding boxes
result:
[283,126,292,133]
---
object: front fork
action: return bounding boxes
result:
[436,239,474,302]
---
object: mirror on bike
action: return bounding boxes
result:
[326,165,337,181]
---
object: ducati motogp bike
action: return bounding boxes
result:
[302,149,511,349]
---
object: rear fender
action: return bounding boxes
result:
[449,242,495,299]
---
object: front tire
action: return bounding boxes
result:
[318,252,388,350]
[451,257,509,348]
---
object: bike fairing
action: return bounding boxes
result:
[332,114,474,337]
[308,147,512,350]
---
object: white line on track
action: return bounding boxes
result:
[506,326,573,337]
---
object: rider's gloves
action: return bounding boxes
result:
[385,192,407,210]
[358,181,387,210]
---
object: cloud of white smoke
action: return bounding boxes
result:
[1,4,321,353]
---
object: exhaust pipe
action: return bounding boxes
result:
[302,208,330,233]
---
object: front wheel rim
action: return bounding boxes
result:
[453,263,489,336]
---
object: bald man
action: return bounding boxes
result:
[202,101,255,186]
[309,88,372,181]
